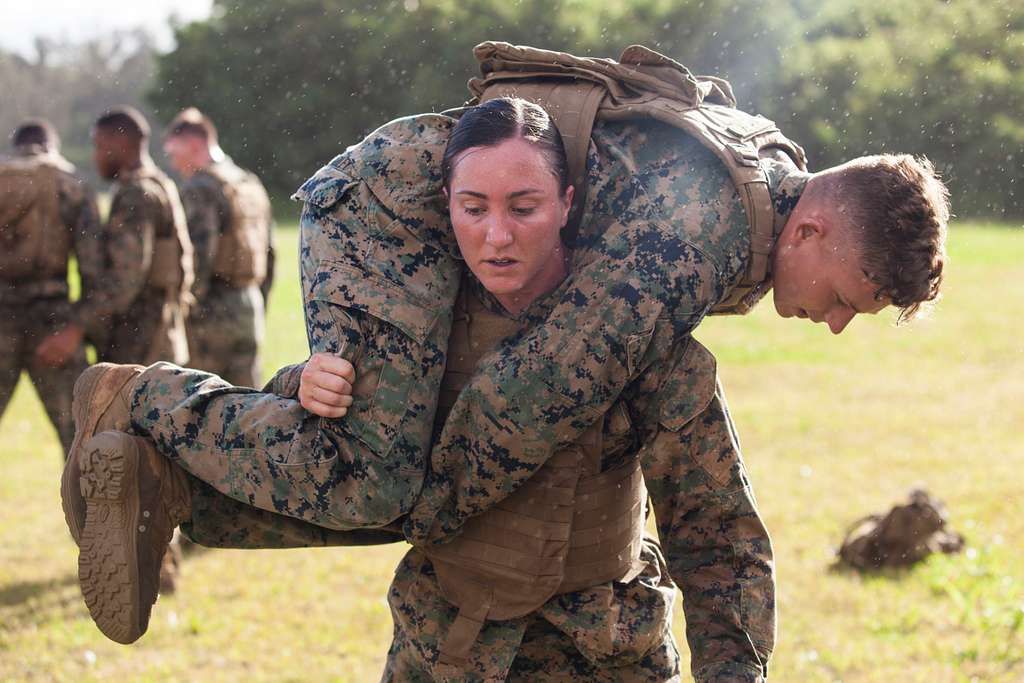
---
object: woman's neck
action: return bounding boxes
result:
[494,248,571,316]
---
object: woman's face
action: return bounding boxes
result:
[447,137,573,315]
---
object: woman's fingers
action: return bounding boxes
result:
[310,371,352,396]
[308,353,356,382]
[306,400,349,419]
[311,386,354,408]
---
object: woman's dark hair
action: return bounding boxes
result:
[442,97,570,193]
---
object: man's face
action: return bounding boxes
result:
[772,218,888,334]
[92,129,120,180]
[162,134,203,177]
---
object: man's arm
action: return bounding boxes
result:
[78,183,156,336]
[638,339,774,682]
[180,176,225,305]
[406,216,724,545]
[261,216,276,306]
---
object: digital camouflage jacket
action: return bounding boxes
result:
[292,113,811,681]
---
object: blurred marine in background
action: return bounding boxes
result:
[163,108,275,387]
[0,120,102,455]
[36,107,194,369]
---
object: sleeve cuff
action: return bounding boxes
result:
[261,362,305,398]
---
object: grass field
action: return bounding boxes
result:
[1,222,1021,682]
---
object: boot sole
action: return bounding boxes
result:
[78,432,145,644]
[61,366,137,545]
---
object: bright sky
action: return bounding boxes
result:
[0,0,214,58]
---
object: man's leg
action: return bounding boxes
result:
[127,362,419,530]
[0,306,25,431]
[26,301,88,456]
[186,285,263,388]
[183,476,404,550]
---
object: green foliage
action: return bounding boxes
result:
[148,0,1024,217]
[148,0,796,197]
[770,0,1024,217]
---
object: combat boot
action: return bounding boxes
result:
[77,430,191,644]
[61,362,145,544]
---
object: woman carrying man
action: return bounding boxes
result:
[63,86,948,681]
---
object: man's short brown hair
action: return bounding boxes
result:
[95,106,151,142]
[12,118,59,150]
[165,107,218,145]
[822,154,949,323]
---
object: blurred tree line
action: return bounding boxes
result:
[3,0,1020,217]
[0,30,158,188]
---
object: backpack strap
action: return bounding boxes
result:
[468,42,808,314]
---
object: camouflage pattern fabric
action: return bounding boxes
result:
[0,299,86,455]
[0,145,100,454]
[379,275,769,681]
[86,161,189,365]
[123,113,810,680]
[181,158,271,387]
[382,542,681,683]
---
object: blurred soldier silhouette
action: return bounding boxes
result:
[163,108,275,387]
[0,119,101,456]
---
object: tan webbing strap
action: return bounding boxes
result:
[476,80,604,240]
[744,178,777,287]
[438,590,493,667]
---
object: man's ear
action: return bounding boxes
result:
[795,214,828,244]
[442,186,449,202]
[561,185,574,225]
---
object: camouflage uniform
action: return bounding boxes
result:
[120,113,809,680]
[90,161,191,366]
[181,157,274,387]
[0,144,102,454]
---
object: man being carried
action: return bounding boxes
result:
[60,47,948,682]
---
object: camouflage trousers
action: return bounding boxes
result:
[0,298,87,456]
[382,547,681,683]
[186,283,265,388]
[127,361,421,534]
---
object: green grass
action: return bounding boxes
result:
[1,222,1021,682]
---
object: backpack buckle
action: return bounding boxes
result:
[727,143,760,167]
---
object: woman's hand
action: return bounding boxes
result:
[299,352,356,418]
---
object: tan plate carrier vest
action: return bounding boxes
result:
[468,41,809,314]
[139,167,195,302]
[0,152,75,284]
[204,162,272,288]
[425,287,649,668]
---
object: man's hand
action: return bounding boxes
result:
[299,352,355,418]
[34,323,85,368]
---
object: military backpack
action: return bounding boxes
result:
[468,41,808,314]
[0,152,75,282]
[203,161,272,288]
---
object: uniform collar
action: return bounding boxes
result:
[764,158,812,240]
